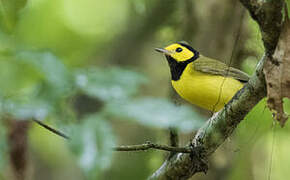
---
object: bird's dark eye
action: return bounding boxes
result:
[176,47,183,52]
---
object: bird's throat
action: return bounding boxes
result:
[166,56,191,81]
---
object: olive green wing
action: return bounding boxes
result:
[193,56,250,82]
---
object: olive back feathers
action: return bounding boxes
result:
[193,56,250,83]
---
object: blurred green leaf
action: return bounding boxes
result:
[16,51,74,99]
[62,0,128,37]
[0,55,40,98]
[0,0,27,32]
[283,98,290,114]
[3,99,51,120]
[0,32,15,54]
[286,0,290,19]
[69,114,115,179]
[0,88,51,120]
[250,131,290,180]
[227,99,273,180]
[246,17,264,58]
[241,56,258,75]
[74,67,147,102]
[105,97,204,132]
[0,50,74,120]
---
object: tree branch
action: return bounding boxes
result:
[240,0,284,55]
[149,0,284,179]
[168,127,179,157]
[113,141,192,153]
[169,128,179,148]
[32,119,70,140]
[168,88,181,157]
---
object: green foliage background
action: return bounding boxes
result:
[0,0,289,179]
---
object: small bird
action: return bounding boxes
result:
[155,42,249,112]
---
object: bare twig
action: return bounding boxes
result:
[168,87,180,147]
[169,128,179,147]
[168,127,179,158]
[32,119,70,140]
[168,87,181,157]
[113,141,192,153]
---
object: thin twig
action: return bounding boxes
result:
[168,127,179,158]
[113,141,192,153]
[169,127,179,147]
[169,86,180,149]
[32,119,70,140]
[33,120,191,153]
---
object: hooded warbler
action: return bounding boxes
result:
[155,42,249,112]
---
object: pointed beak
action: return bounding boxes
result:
[155,48,173,56]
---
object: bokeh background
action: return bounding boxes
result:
[0,0,290,179]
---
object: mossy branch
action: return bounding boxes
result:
[113,141,192,153]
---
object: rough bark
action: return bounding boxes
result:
[264,17,290,127]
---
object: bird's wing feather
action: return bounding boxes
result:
[193,56,250,82]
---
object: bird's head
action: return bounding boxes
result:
[155,42,200,81]
[155,42,199,63]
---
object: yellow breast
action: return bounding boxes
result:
[171,62,244,112]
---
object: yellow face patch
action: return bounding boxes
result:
[164,43,194,62]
